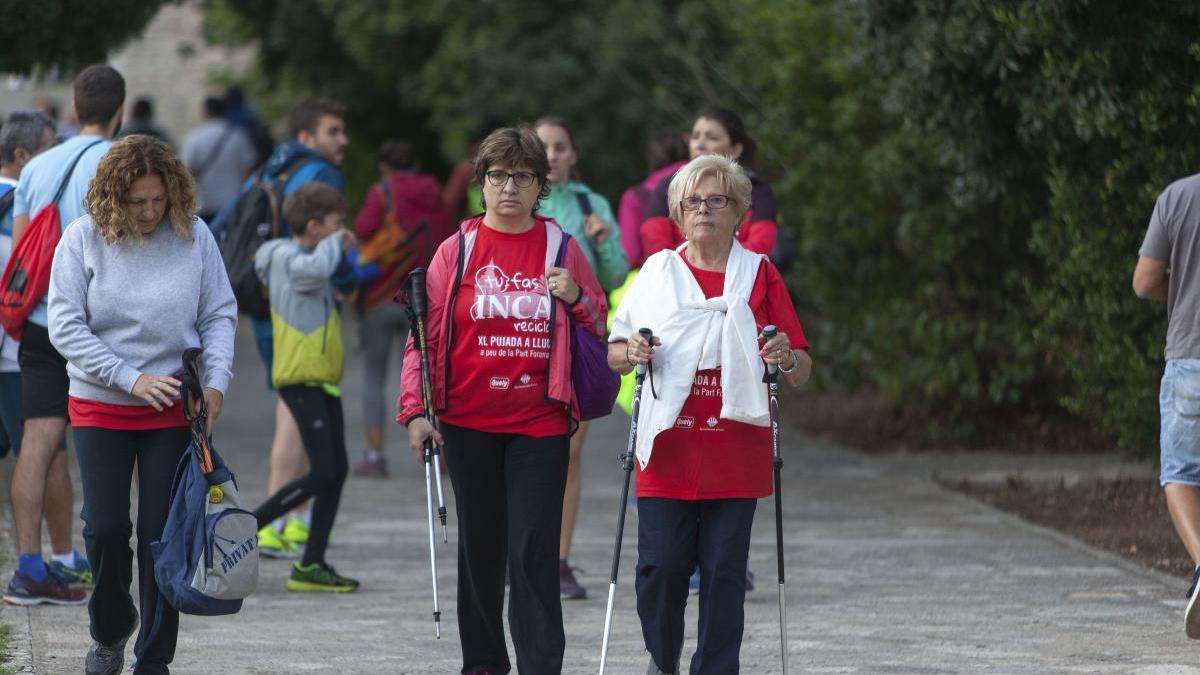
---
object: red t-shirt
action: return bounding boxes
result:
[69,396,187,430]
[636,258,808,500]
[439,224,569,436]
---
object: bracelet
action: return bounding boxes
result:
[778,349,799,373]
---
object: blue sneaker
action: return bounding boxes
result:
[49,555,93,587]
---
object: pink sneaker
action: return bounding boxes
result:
[559,559,587,600]
[352,453,388,478]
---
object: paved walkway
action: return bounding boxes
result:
[0,318,1195,674]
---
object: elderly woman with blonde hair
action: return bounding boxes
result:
[608,153,812,675]
[47,134,236,674]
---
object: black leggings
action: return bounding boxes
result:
[74,425,190,675]
[253,385,348,566]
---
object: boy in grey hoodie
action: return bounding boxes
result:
[251,182,360,592]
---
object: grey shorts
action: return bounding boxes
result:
[1160,358,1200,486]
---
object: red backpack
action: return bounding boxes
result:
[0,140,102,340]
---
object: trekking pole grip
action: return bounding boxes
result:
[636,327,653,377]
[762,325,779,382]
[405,267,428,319]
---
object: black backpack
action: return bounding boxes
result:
[218,158,313,319]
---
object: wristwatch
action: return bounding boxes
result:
[778,348,799,373]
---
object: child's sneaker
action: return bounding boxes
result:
[282,517,310,544]
[286,561,359,592]
[48,554,93,586]
[1186,564,1200,638]
[258,525,299,559]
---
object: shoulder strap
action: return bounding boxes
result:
[275,156,320,194]
[195,122,237,179]
[380,180,393,216]
[555,231,571,267]
[0,185,15,221]
[51,139,105,206]
[575,192,593,216]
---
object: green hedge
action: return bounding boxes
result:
[207,0,1200,454]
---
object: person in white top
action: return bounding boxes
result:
[0,111,57,458]
[181,96,257,222]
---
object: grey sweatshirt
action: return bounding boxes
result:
[48,215,238,406]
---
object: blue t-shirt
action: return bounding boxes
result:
[14,135,112,327]
[0,180,15,237]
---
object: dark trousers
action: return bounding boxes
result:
[636,498,758,675]
[440,422,570,675]
[74,425,190,675]
[254,385,347,566]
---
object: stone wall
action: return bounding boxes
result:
[1,1,254,145]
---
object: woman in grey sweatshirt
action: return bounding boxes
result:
[46,136,236,675]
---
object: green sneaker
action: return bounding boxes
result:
[286,562,359,593]
[258,526,299,559]
[281,517,310,544]
[48,553,93,587]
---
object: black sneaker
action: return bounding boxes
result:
[2,570,87,606]
[85,624,135,675]
[1186,564,1200,639]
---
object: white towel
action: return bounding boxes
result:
[610,240,768,468]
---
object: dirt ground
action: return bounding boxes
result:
[789,389,1194,580]
[944,476,1192,579]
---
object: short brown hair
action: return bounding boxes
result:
[86,136,196,245]
[283,182,345,236]
[287,97,345,139]
[74,65,125,126]
[472,125,550,211]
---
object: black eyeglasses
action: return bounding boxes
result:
[680,195,731,211]
[485,170,537,188]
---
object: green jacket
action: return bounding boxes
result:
[254,232,346,388]
[538,181,629,291]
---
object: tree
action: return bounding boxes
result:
[0,0,170,72]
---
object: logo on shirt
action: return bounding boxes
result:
[675,416,695,429]
[520,373,531,385]
[706,416,719,428]
[471,261,551,321]
[489,376,510,390]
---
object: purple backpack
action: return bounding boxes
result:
[555,235,620,421]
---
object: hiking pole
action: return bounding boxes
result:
[599,327,653,675]
[400,267,447,639]
[762,325,788,674]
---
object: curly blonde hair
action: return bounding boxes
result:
[86,135,197,245]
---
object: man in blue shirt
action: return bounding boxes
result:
[0,111,57,460]
[210,97,352,558]
[4,65,125,608]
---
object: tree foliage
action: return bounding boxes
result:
[0,0,170,72]
[207,0,1200,453]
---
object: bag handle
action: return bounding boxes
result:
[180,348,215,474]
[51,140,104,207]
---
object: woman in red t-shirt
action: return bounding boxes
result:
[402,126,606,675]
[608,154,812,675]
[640,105,779,260]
